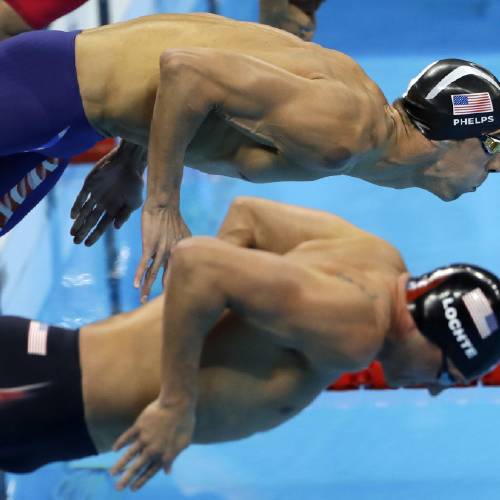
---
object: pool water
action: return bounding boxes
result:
[4,0,500,498]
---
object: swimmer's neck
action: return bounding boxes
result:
[376,274,418,363]
[359,101,443,190]
[390,101,442,164]
[377,273,439,386]
[382,273,415,345]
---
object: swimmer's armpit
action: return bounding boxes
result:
[217,196,369,254]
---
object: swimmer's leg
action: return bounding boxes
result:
[0,153,68,236]
[0,30,85,154]
[0,316,97,473]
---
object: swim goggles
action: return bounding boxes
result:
[481,133,500,155]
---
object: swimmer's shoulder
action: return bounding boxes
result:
[304,233,406,274]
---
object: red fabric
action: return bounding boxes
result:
[4,0,89,29]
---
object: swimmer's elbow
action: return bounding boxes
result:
[159,50,195,74]
[158,49,221,112]
[158,50,208,85]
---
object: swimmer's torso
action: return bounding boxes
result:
[80,234,404,451]
[76,14,385,182]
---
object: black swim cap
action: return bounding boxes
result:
[401,59,500,140]
[407,264,500,380]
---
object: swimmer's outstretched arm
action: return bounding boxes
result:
[138,47,354,301]
[218,196,372,253]
[113,236,387,491]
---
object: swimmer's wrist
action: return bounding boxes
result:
[158,392,195,411]
[117,140,147,173]
[146,183,181,208]
[145,194,181,212]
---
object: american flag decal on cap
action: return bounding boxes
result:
[462,288,498,340]
[27,321,49,356]
[451,92,493,115]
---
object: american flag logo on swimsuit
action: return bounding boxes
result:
[462,287,499,340]
[27,321,49,356]
[451,92,493,115]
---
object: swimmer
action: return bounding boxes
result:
[0,15,499,300]
[1,197,500,491]
[69,15,500,301]
[0,0,89,40]
[260,0,326,40]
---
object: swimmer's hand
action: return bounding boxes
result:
[70,145,144,246]
[111,399,195,491]
[261,3,316,41]
[135,201,191,302]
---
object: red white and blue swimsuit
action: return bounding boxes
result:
[0,29,103,235]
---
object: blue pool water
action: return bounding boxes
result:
[3,0,500,498]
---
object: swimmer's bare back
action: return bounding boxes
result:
[76,13,390,182]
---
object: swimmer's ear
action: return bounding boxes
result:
[399,272,410,287]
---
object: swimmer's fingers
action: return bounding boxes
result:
[85,214,114,247]
[114,206,132,230]
[70,187,90,220]
[134,214,159,294]
[134,254,151,292]
[70,197,97,238]
[70,160,108,220]
[73,205,105,244]
[115,452,160,491]
[136,205,190,299]
[140,252,166,304]
[114,451,150,490]
[110,440,141,476]
[130,461,163,491]
[113,426,139,454]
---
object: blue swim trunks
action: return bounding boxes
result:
[0,30,104,236]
